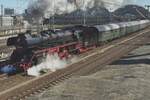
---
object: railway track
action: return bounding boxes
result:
[0,27,149,100]
[0,75,33,93]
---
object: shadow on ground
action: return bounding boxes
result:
[112,58,150,65]
[122,53,150,59]
[111,52,150,65]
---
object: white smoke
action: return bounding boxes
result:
[23,20,31,29]
[26,0,137,23]
[27,53,78,77]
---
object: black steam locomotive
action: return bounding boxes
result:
[0,20,149,75]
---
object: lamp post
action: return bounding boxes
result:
[52,0,55,29]
[1,5,3,27]
[83,0,86,25]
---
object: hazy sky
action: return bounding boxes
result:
[0,0,149,14]
[0,0,29,14]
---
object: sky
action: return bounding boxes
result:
[0,0,30,14]
[0,0,149,14]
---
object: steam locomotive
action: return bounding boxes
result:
[0,20,150,75]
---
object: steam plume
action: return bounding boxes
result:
[27,54,78,77]
[25,0,136,24]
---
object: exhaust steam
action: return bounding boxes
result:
[27,53,78,77]
[25,0,137,24]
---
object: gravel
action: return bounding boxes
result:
[27,41,150,100]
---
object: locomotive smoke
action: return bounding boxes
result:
[27,54,78,77]
[25,0,136,24]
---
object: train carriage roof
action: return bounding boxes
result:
[94,20,149,32]
[139,20,150,24]
[94,23,120,32]
[117,22,128,28]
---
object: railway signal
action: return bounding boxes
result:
[145,5,150,12]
